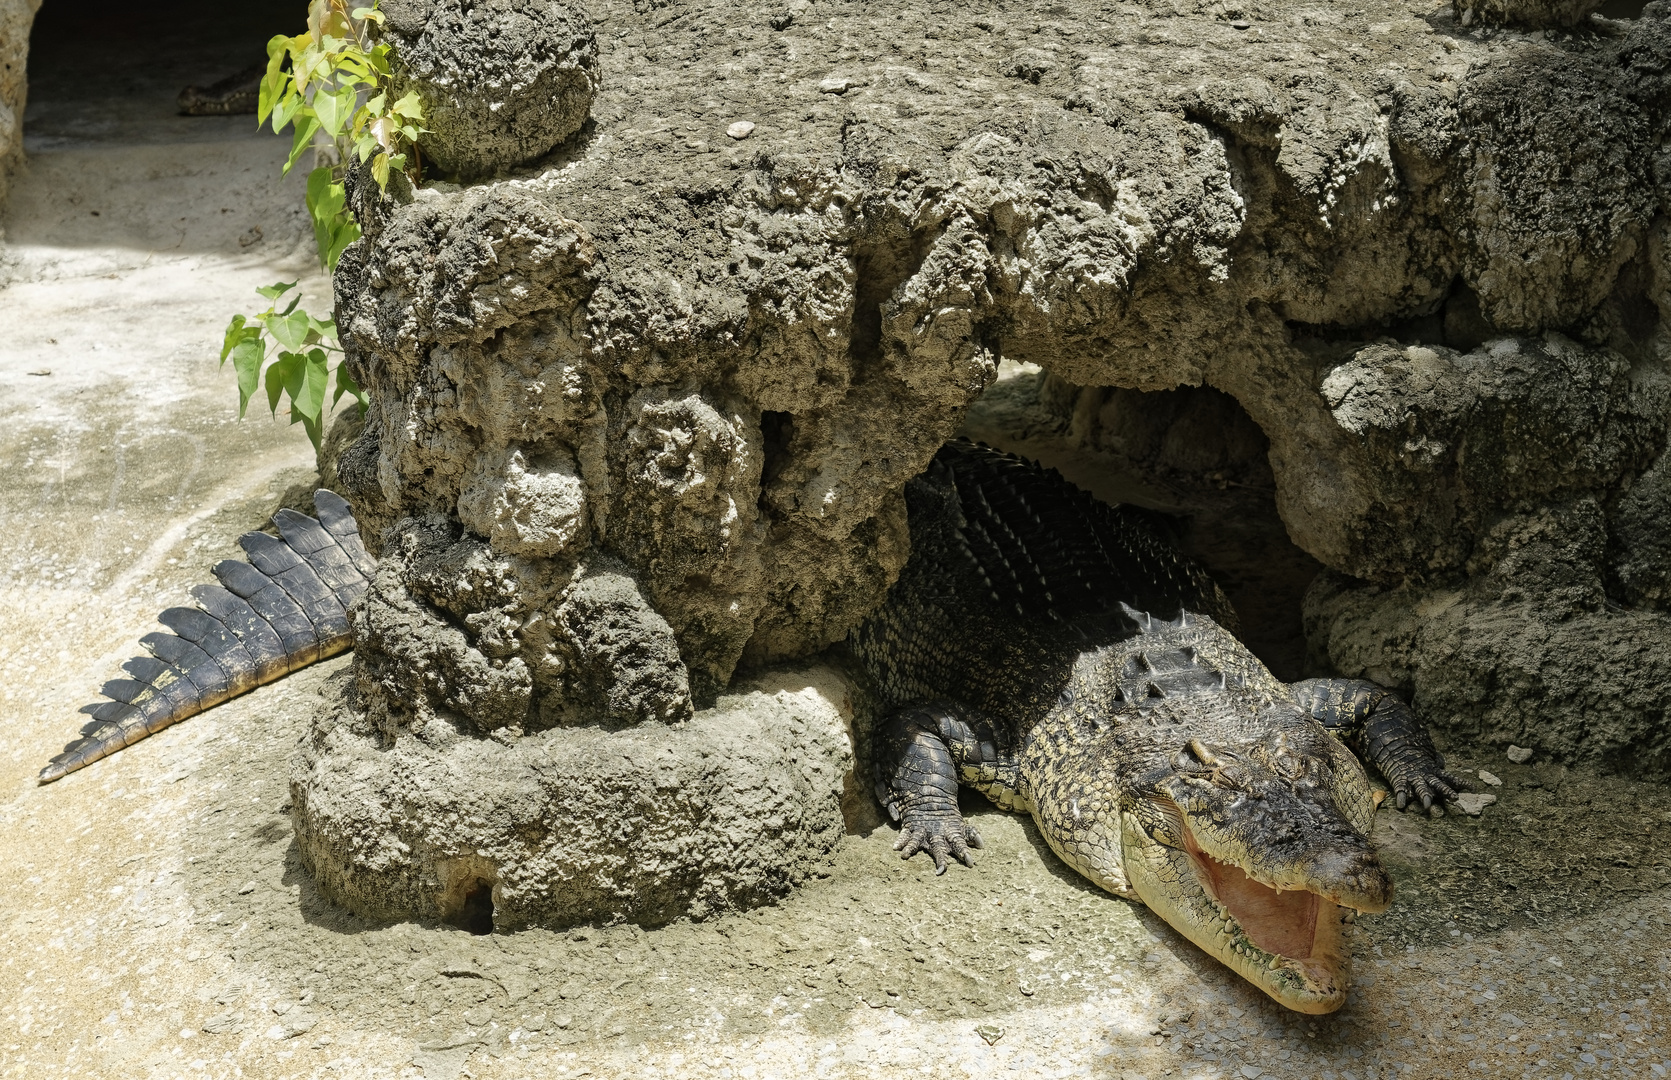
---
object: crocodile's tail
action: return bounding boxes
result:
[39,491,373,784]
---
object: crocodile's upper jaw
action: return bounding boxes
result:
[1122,806,1373,1014]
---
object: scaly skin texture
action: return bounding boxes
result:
[39,491,373,783]
[176,63,264,116]
[852,440,1464,1013]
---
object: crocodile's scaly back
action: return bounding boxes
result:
[855,438,1237,730]
[39,491,372,784]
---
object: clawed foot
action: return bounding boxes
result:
[895,810,983,875]
[1384,759,1469,814]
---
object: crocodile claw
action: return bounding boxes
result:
[895,811,982,875]
[1388,763,1468,814]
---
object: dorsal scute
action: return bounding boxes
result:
[40,490,372,784]
[934,440,1237,632]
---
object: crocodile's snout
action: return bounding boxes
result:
[1120,734,1391,1014]
[1300,846,1392,915]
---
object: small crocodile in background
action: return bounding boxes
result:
[176,63,266,116]
[40,444,1463,1014]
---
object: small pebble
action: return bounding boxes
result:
[237,880,257,894]
[1477,769,1501,786]
[726,121,756,140]
[1231,19,1250,29]
[976,1023,1003,1045]
[1505,744,1533,764]
[818,76,856,94]
[1454,792,1497,816]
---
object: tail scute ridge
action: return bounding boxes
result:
[41,491,371,784]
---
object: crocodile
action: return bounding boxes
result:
[177,63,266,116]
[38,490,373,784]
[43,444,1460,1013]
[851,439,1464,1014]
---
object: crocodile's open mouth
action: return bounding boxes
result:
[1188,843,1325,960]
[1138,798,1374,1013]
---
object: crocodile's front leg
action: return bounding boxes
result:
[1292,678,1468,812]
[874,701,1018,874]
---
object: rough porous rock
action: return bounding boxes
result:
[380,0,599,180]
[332,0,1671,761]
[1454,0,1605,28]
[305,0,1671,925]
[0,0,42,212]
[292,666,856,928]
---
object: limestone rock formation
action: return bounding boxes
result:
[293,666,857,928]
[288,0,1671,923]
[380,0,599,179]
[0,0,42,212]
[1455,0,1606,29]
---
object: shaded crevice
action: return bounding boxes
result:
[757,409,794,520]
[1284,277,1499,353]
[845,225,941,374]
[455,880,496,935]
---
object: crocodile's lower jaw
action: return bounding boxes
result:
[1123,818,1352,1014]
[1188,847,1352,1015]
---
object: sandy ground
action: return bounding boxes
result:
[3,13,1671,1080]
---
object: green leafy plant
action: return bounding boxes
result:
[220,0,426,451]
[221,282,360,451]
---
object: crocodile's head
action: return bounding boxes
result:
[1120,712,1389,1014]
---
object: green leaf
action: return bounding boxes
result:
[391,91,425,122]
[220,314,249,362]
[371,152,390,190]
[284,113,321,175]
[305,166,352,271]
[293,349,331,427]
[258,42,290,125]
[270,90,302,134]
[327,217,362,271]
[265,351,300,416]
[255,280,298,302]
[230,337,266,418]
[352,6,386,24]
[313,85,355,140]
[332,359,368,412]
[265,309,313,351]
[293,43,327,88]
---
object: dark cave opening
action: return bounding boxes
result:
[1596,0,1648,18]
[960,366,1322,683]
[25,0,294,150]
[758,409,795,517]
[454,880,496,936]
